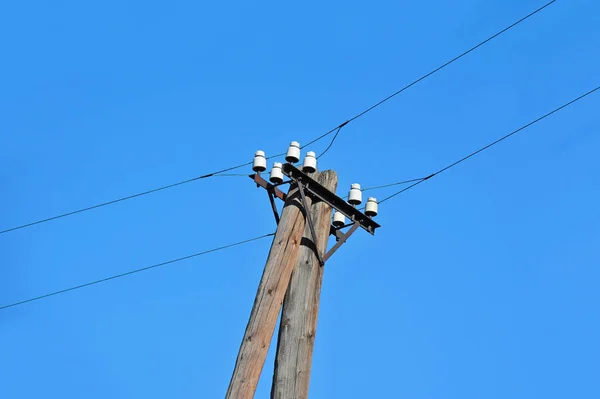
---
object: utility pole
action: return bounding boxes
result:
[271,170,338,399]
[226,145,380,399]
[226,182,312,399]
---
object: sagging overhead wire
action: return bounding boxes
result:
[302,0,556,153]
[0,1,555,236]
[341,177,427,199]
[0,162,251,235]
[0,232,274,311]
[316,124,346,160]
[363,178,429,193]
[377,84,600,204]
[335,0,557,128]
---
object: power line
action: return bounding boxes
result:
[316,125,345,159]
[7,82,592,312]
[363,178,428,193]
[378,84,600,204]
[303,0,556,151]
[341,177,426,199]
[5,88,594,313]
[214,173,253,177]
[0,233,274,311]
[1,2,554,236]
[0,162,250,235]
[340,0,557,126]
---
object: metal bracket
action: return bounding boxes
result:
[273,180,292,188]
[281,164,380,235]
[250,174,287,201]
[329,225,345,240]
[250,166,381,264]
[297,180,325,266]
[266,188,280,225]
[323,221,360,262]
[250,173,287,226]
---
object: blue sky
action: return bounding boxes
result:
[1,0,599,397]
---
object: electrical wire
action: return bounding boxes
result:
[378,84,600,204]
[1,1,555,236]
[213,173,253,177]
[341,177,426,199]
[363,178,429,193]
[0,232,274,311]
[339,0,557,127]
[305,0,555,152]
[0,162,248,235]
[316,125,345,159]
[4,87,594,313]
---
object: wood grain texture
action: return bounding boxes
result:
[271,170,338,399]
[226,183,311,399]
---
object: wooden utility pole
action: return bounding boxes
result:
[271,170,338,399]
[229,158,379,398]
[226,182,312,399]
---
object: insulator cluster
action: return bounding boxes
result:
[253,141,379,225]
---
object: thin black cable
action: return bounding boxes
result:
[341,177,426,199]
[302,1,554,151]
[363,178,428,192]
[0,160,251,235]
[1,2,554,235]
[316,126,344,159]
[341,0,557,126]
[213,173,252,177]
[0,233,275,311]
[267,152,288,161]
[378,84,600,204]
[0,153,290,236]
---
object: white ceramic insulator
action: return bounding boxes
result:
[253,150,267,172]
[333,211,346,228]
[286,141,301,163]
[270,162,284,183]
[303,151,317,173]
[365,197,378,217]
[348,183,362,205]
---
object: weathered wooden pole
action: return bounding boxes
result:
[271,170,338,399]
[226,182,312,399]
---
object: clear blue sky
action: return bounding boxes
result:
[1,1,599,397]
